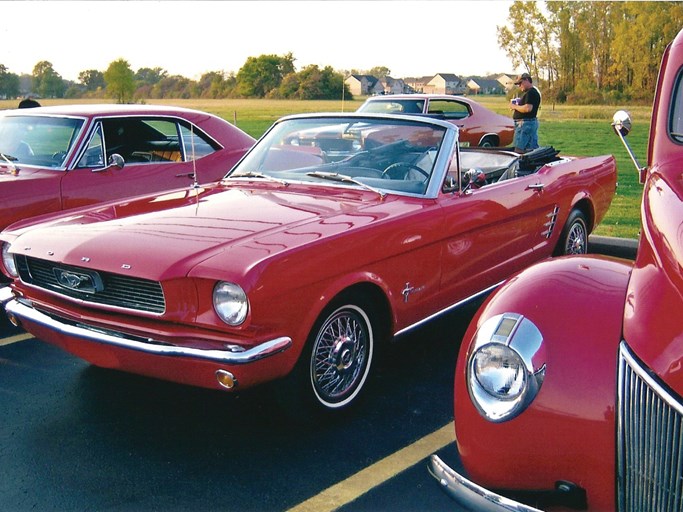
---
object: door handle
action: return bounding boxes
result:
[526,183,544,191]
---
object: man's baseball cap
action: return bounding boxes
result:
[514,73,532,85]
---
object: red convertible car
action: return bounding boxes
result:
[430,29,683,512]
[0,112,616,413]
[0,104,254,233]
[357,94,515,147]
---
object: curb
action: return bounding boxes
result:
[588,235,638,260]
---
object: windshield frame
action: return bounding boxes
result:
[226,113,458,199]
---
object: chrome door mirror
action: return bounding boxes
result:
[93,153,125,173]
[612,110,645,182]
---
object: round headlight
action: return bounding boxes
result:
[466,313,545,422]
[213,282,248,326]
[472,344,526,401]
[1,243,17,278]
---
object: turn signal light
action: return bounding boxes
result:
[216,369,237,389]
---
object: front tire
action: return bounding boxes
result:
[309,302,374,409]
[555,209,588,255]
[277,295,376,415]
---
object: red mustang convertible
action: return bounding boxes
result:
[430,29,683,512]
[0,112,616,412]
[0,104,254,233]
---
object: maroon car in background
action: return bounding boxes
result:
[430,28,683,512]
[357,94,514,148]
[0,104,254,232]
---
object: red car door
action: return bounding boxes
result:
[60,117,212,209]
[436,174,552,306]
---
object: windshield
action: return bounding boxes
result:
[228,116,447,196]
[0,115,84,168]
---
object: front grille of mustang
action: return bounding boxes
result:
[617,342,683,511]
[16,255,166,314]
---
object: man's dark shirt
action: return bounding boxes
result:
[513,86,541,120]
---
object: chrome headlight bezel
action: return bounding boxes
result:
[467,313,546,422]
[213,281,248,326]
[1,242,18,278]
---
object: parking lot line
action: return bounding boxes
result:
[286,421,454,512]
[0,333,33,346]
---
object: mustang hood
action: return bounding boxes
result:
[6,183,387,281]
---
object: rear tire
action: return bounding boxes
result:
[479,136,497,148]
[555,209,588,256]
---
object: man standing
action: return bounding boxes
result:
[510,72,541,153]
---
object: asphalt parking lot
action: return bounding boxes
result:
[0,301,475,512]
[0,236,636,511]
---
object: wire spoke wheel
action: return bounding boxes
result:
[555,209,588,256]
[310,304,373,409]
[565,220,587,254]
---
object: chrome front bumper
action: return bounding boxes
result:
[429,455,542,512]
[4,297,291,365]
[0,286,14,308]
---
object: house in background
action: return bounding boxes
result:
[427,73,466,95]
[345,75,384,96]
[497,74,517,92]
[466,76,506,95]
[347,72,514,97]
[403,76,433,93]
[379,76,413,95]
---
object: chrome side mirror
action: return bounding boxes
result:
[611,110,645,182]
[612,110,632,137]
[92,153,125,173]
[442,174,458,193]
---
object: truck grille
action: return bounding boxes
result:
[16,255,165,314]
[618,342,683,511]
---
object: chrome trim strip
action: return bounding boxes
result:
[429,455,542,512]
[4,298,291,365]
[618,342,683,416]
[394,282,502,337]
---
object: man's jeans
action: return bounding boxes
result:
[513,118,539,151]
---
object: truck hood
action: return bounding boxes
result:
[6,182,389,281]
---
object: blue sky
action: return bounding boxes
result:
[2,1,516,81]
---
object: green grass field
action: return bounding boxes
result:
[1,96,649,238]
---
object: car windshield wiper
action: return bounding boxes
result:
[307,171,386,200]
[227,171,289,186]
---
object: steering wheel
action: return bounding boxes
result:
[52,151,67,163]
[381,162,429,180]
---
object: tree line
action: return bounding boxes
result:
[499,1,683,104]
[0,53,353,103]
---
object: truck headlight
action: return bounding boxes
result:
[213,282,248,325]
[472,344,526,401]
[467,313,545,422]
[1,242,18,278]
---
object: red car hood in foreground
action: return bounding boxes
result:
[4,181,397,282]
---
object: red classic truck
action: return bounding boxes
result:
[430,28,683,511]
